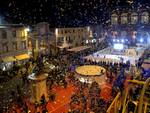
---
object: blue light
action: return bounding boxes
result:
[140,38,144,43]
[121,39,124,43]
[113,39,116,42]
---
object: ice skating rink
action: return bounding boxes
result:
[84,47,145,65]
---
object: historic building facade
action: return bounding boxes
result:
[55,27,93,48]
[0,24,29,63]
[108,8,150,46]
[28,22,54,57]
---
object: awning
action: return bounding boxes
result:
[2,57,16,62]
[15,54,30,60]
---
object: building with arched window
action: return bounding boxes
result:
[111,13,118,25]
[0,24,29,70]
[55,27,92,48]
[121,13,128,24]
[131,12,138,24]
[141,12,149,24]
[110,10,150,25]
[28,22,54,57]
[121,31,127,38]
[108,8,150,46]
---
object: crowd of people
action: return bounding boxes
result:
[68,79,108,113]
[125,47,150,113]
[0,42,149,113]
[3,49,125,113]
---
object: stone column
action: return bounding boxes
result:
[28,73,49,103]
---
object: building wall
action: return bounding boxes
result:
[28,22,55,56]
[90,25,106,39]
[55,27,92,47]
[0,26,28,58]
[108,10,150,45]
[111,11,149,25]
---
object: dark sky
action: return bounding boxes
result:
[0,0,149,27]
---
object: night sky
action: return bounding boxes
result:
[0,0,149,27]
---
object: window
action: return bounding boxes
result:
[131,12,138,24]
[66,37,68,41]
[112,31,118,38]
[82,36,84,41]
[121,13,128,24]
[61,30,63,34]
[28,41,32,49]
[121,31,127,38]
[68,37,71,43]
[131,31,137,39]
[21,30,25,38]
[66,37,68,42]
[21,41,26,49]
[111,13,118,25]
[69,37,73,43]
[1,30,7,39]
[57,37,63,46]
[13,42,18,50]
[141,12,149,24]
[2,43,8,52]
[76,43,78,46]
[12,30,16,38]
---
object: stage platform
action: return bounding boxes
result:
[75,65,106,84]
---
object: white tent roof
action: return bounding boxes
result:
[58,43,72,49]
[67,46,91,52]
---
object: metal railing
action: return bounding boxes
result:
[106,92,121,113]
[107,78,150,113]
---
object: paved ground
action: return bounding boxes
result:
[4,74,113,113]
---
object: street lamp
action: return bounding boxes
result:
[25,27,30,32]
